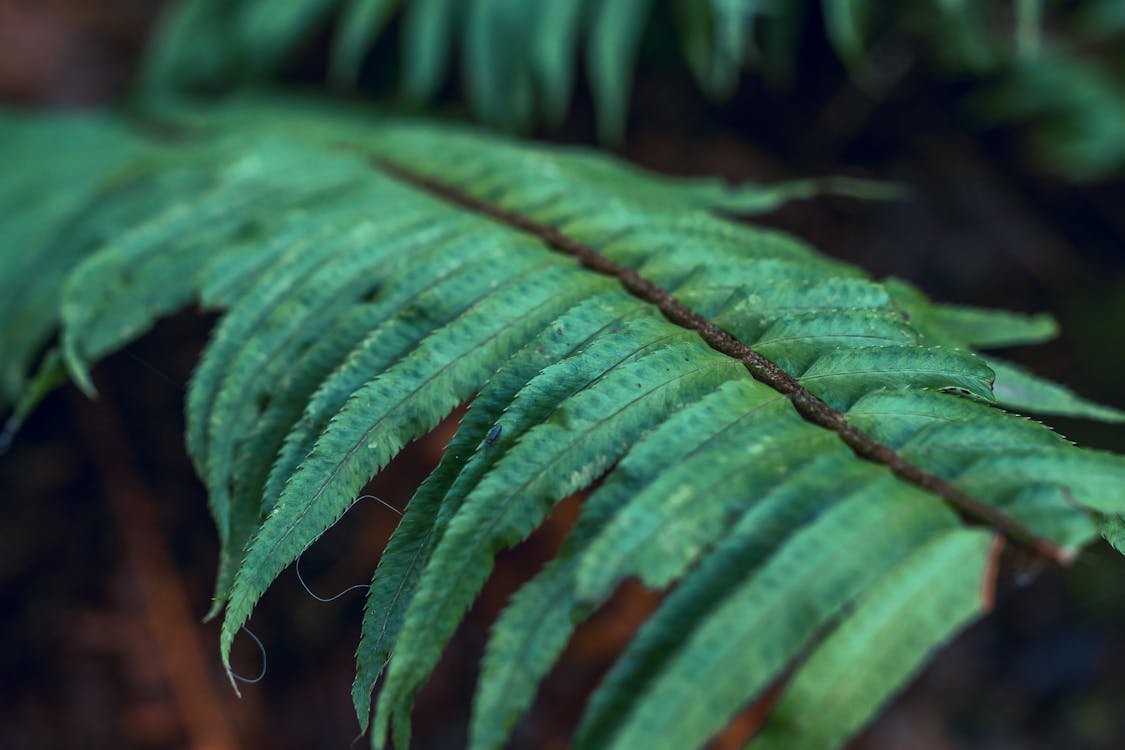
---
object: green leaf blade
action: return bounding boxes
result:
[747,528,995,750]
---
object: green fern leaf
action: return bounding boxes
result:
[957,449,1125,514]
[190,192,475,588]
[4,100,1123,750]
[235,0,337,77]
[747,528,995,750]
[0,113,158,404]
[352,290,641,728]
[884,277,1060,350]
[255,227,531,514]
[373,318,747,743]
[587,0,653,143]
[531,0,589,126]
[572,396,829,602]
[577,475,958,749]
[208,219,531,606]
[1100,514,1125,555]
[59,138,363,392]
[140,0,235,92]
[464,0,536,130]
[752,310,918,372]
[134,0,1125,182]
[188,192,417,476]
[985,356,1125,423]
[796,345,995,410]
[929,303,1058,348]
[401,0,460,103]
[573,446,869,748]
[331,0,400,83]
[220,258,605,669]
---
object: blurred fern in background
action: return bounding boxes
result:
[144,0,1125,179]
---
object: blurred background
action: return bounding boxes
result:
[1,1,1124,748]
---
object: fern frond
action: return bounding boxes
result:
[586,0,653,143]
[352,290,645,726]
[140,0,1125,179]
[398,0,460,104]
[222,258,605,661]
[928,303,1058,349]
[0,112,161,403]
[468,381,775,750]
[984,356,1125,423]
[3,99,1123,750]
[60,136,365,392]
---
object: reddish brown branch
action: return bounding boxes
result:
[980,536,1005,613]
[375,158,1067,564]
[72,389,242,750]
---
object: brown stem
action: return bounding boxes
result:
[72,388,243,750]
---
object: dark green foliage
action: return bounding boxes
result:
[141,0,1125,179]
[2,98,1123,749]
